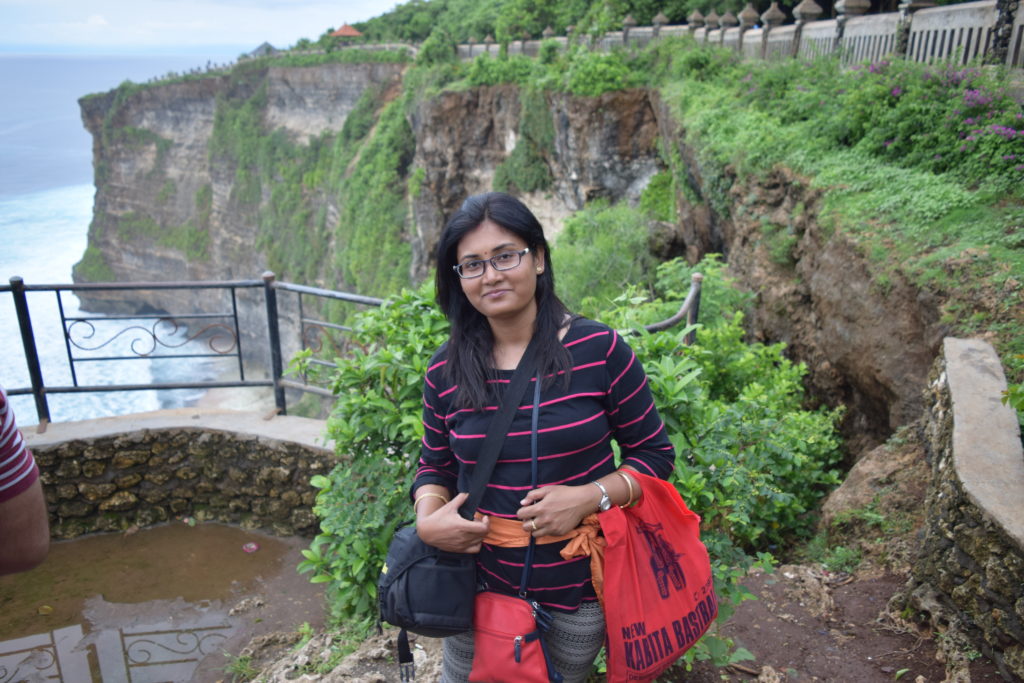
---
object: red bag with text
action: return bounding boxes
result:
[600,472,717,683]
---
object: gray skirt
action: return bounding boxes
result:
[440,600,605,683]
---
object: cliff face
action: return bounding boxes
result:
[76,63,946,447]
[408,86,663,280]
[76,63,408,313]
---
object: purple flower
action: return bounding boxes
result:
[1003,155,1017,161]
[1016,165,1024,172]
[965,117,975,125]
[934,154,942,159]
[884,139,895,147]
[891,87,903,97]
[963,88,993,108]
[960,145,968,151]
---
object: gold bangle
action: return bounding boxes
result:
[413,492,450,511]
[616,471,636,508]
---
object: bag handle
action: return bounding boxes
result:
[459,333,541,520]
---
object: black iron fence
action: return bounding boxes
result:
[2,272,382,430]
[3,272,701,430]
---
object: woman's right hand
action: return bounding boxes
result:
[416,492,490,554]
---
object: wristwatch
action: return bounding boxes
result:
[592,481,612,512]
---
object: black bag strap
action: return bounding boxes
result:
[518,375,543,596]
[459,333,541,520]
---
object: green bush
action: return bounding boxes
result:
[464,53,540,86]
[492,87,554,193]
[297,284,450,629]
[556,201,659,314]
[564,49,636,97]
[301,261,842,666]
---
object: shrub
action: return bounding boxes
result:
[301,260,843,666]
[555,201,659,314]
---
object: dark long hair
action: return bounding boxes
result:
[435,192,573,410]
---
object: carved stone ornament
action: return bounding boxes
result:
[623,14,638,27]
[761,1,788,27]
[739,3,762,28]
[793,0,825,22]
[705,9,721,28]
[653,11,669,26]
[542,25,554,38]
[835,0,871,15]
[688,9,706,27]
[720,11,740,27]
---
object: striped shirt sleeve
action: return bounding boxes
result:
[0,387,40,504]
[412,352,459,499]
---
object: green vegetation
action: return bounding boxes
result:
[73,244,116,283]
[660,46,1023,425]
[492,87,554,194]
[84,7,1022,668]
[556,200,661,312]
[298,256,841,668]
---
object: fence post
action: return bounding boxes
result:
[761,2,788,59]
[793,0,825,57]
[9,277,51,426]
[262,271,287,416]
[685,273,704,346]
[987,0,1019,65]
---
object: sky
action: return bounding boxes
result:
[0,0,403,55]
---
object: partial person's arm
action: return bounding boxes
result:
[0,388,49,574]
[0,477,49,574]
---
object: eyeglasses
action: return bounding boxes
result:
[453,248,531,279]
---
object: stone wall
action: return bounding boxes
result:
[902,338,1024,679]
[24,409,337,539]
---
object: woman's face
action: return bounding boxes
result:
[455,219,544,326]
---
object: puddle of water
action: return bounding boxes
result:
[0,522,326,682]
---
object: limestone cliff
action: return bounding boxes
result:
[75,62,946,448]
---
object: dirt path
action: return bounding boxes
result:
[673,566,1008,683]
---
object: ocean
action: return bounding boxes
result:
[0,53,240,425]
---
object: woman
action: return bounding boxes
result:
[412,192,676,682]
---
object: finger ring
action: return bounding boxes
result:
[530,519,538,531]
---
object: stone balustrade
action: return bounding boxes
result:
[24,409,337,539]
[899,338,1024,679]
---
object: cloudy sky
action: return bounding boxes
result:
[0,0,403,54]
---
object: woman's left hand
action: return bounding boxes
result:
[516,485,598,537]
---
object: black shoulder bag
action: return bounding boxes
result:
[378,336,540,674]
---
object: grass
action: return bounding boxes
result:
[661,50,1024,423]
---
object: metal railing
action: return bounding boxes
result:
[3,271,701,429]
[1,272,382,430]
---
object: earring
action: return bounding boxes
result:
[536,268,543,274]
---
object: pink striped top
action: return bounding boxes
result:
[413,318,676,611]
[0,386,39,504]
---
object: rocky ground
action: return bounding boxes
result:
[224,429,1012,683]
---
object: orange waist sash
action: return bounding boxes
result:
[481,514,606,608]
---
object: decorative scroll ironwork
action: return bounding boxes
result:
[125,627,229,663]
[300,322,349,358]
[0,647,56,683]
[66,317,238,357]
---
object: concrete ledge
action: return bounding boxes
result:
[25,408,334,455]
[23,409,338,539]
[903,338,1024,679]
[944,337,1024,548]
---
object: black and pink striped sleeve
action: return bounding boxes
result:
[603,329,676,479]
[411,352,458,499]
[0,387,39,504]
